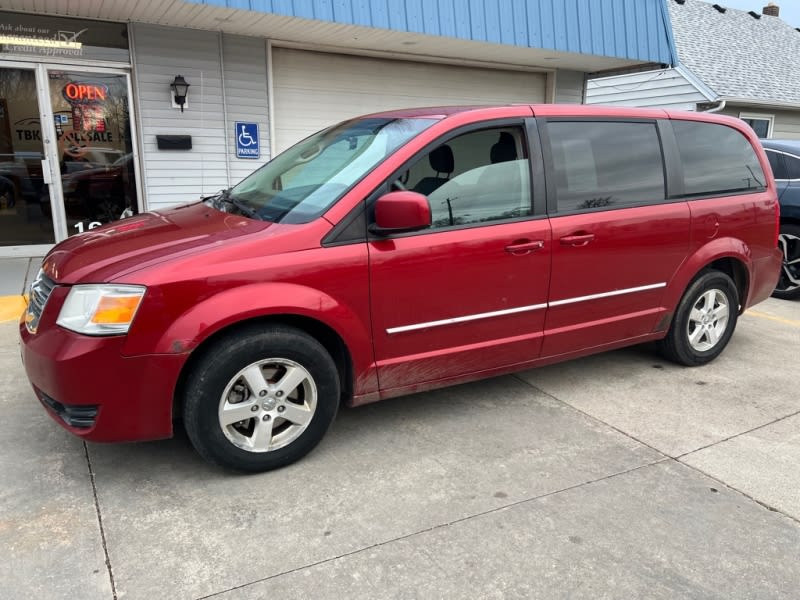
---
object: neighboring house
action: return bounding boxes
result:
[586,0,800,139]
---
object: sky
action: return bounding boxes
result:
[699,0,800,27]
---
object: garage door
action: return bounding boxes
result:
[272,48,546,153]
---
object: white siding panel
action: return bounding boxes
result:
[132,23,228,210]
[775,115,800,140]
[272,48,546,153]
[555,70,585,104]
[586,68,708,110]
[222,34,271,184]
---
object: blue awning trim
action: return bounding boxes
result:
[184,0,677,65]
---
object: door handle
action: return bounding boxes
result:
[505,239,545,255]
[560,233,595,247]
[41,159,52,185]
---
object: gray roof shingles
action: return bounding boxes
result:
[668,0,800,105]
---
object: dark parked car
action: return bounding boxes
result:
[762,139,800,299]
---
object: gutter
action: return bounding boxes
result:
[703,100,727,113]
[717,97,800,111]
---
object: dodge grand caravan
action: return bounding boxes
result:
[20,105,782,472]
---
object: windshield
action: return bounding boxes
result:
[220,117,437,223]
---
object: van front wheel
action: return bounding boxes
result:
[183,325,339,472]
[658,271,739,366]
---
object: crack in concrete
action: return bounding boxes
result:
[675,408,800,460]
[516,376,800,527]
[84,442,118,600]
[194,459,666,599]
[512,374,671,460]
[677,461,800,526]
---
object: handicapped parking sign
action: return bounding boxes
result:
[235,122,259,159]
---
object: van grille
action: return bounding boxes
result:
[25,269,56,334]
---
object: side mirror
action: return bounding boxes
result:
[369,190,431,236]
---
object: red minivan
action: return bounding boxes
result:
[20,105,782,472]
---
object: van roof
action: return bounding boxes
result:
[761,139,800,155]
[361,104,747,130]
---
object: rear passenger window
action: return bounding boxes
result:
[673,121,766,196]
[765,150,786,179]
[784,154,800,180]
[547,121,665,213]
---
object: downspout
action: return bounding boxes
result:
[703,100,727,113]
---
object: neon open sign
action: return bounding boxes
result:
[63,82,109,103]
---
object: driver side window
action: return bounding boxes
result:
[394,126,531,229]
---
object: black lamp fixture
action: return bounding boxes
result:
[170,75,190,112]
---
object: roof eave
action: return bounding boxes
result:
[718,97,800,111]
[673,64,718,102]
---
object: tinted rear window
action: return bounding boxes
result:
[548,121,665,213]
[765,150,786,179]
[672,121,765,197]
[784,153,800,180]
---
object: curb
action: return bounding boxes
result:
[0,295,27,323]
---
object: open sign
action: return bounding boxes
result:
[63,82,109,103]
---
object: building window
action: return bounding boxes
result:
[739,113,774,139]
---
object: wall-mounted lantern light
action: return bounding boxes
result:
[170,75,190,112]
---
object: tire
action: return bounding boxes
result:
[657,270,739,366]
[772,223,800,300]
[183,324,340,472]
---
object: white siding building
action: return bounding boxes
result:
[0,0,677,256]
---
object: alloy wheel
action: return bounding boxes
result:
[776,232,800,294]
[217,358,317,453]
[686,289,730,352]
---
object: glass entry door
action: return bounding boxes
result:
[0,62,140,255]
[0,65,56,250]
[47,69,139,235]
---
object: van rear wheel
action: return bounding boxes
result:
[183,325,339,472]
[657,270,739,366]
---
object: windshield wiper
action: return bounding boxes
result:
[203,188,262,220]
[202,187,231,211]
[222,195,261,220]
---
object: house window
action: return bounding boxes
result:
[739,113,774,138]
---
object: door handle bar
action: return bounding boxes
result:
[560,233,595,246]
[505,240,545,254]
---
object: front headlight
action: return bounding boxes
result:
[57,284,146,335]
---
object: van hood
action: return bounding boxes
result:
[43,203,277,284]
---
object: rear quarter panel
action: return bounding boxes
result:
[667,156,778,313]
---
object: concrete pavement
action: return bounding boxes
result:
[1,297,798,599]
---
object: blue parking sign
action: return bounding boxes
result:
[235,122,259,159]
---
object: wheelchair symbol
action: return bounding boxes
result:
[238,125,256,147]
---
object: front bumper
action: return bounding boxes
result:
[19,313,187,443]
